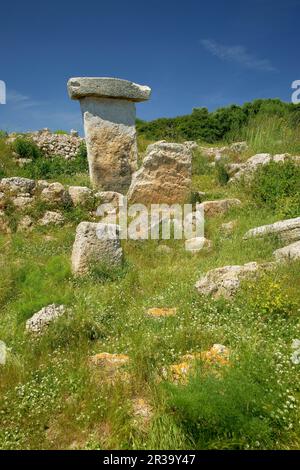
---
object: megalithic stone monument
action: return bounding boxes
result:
[67,77,151,192]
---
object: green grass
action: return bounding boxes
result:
[0,114,300,450]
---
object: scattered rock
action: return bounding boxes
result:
[184,141,198,151]
[68,186,93,207]
[17,215,34,232]
[185,237,212,252]
[127,141,192,204]
[230,141,248,153]
[199,199,241,218]
[147,307,177,318]
[169,344,230,384]
[244,217,300,244]
[12,195,34,209]
[26,304,66,334]
[41,182,70,205]
[273,241,300,261]
[0,177,35,195]
[95,191,125,211]
[71,222,123,275]
[38,211,65,226]
[229,153,300,181]
[0,192,6,210]
[195,261,274,299]
[36,180,50,190]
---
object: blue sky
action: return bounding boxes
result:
[0,0,299,134]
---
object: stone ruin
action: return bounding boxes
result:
[68,77,151,193]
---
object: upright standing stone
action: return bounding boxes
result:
[67,77,151,193]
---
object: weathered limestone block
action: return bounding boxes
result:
[67,77,151,193]
[41,182,70,206]
[38,211,65,226]
[26,304,66,334]
[273,241,300,261]
[195,261,274,299]
[68,186,93,207]
[0,177,35,195]
[71,221,123,275]
[127,141,192,204]
[244,217,300,244]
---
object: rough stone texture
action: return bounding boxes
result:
[17,215,34,232]
[26,304,65,334]
[185,237,212,252]
[229,153,300,181]
[12,195,34,210]
[41,182,70,205]
[38,211,65,226]
[195,262,274,299]
[89,352,129,369]
[68,186,93,207]
[0,177,35,195]
[8,129,83,160]
[273,241,300,261]
[244,217,300,244]
[199,199,241,218]
[68,77,151,102]
[95,190,125,208]
[68,78,151,193]
[71,221,123,275]
[230,141,248,152]
[127,141,192,205]
[80,97,138,192]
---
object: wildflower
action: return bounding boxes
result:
[290,350,300,365]
[291,339,300,350]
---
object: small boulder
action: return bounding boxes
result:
[195,261,273,299]
[17,215,34,232]
[68,186,93,207]
[26,304,66,334]
[185,237,212,252]
[273,241,300,261]
[147,307,177,318]
[0,177,35,195]
[38,211,65,226]
[71,222,123,275]
[244,217,300,244]
[41,182,70,205]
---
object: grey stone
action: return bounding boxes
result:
[67,77,151,102]
[0,177,35,195]
[244,217,300,244]
[38,211,65,226]
[71,221,123,275]
[26,304,66,334]
[68,186,93,207]
[273,241,300,261]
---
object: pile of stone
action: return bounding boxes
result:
[8,128,84,160]
[227,153,300,181]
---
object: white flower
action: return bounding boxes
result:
[291,339,300,350]
[290,350,300,365]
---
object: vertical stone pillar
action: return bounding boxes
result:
[67,77,151,193]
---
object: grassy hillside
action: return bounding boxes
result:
[0,104,300,450]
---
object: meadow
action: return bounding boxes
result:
[0,101,299,450]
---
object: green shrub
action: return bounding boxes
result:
[54,130,68,135]
[167,349,296,449]
[12,137,41,160]
[246,160,300,213]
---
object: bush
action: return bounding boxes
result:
[246,160,300,213]
[167,349,296,449]
[12,137,41,160]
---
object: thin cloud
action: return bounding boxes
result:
[201,39,276,72]
[6,90,45,109]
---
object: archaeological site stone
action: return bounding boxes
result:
[71,221,123,275]
[244,217,300,244]
[67,77,151,193]
[127,141,192,204]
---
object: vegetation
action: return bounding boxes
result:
[0,99,300,450]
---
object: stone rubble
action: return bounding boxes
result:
[26,304,66,334]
